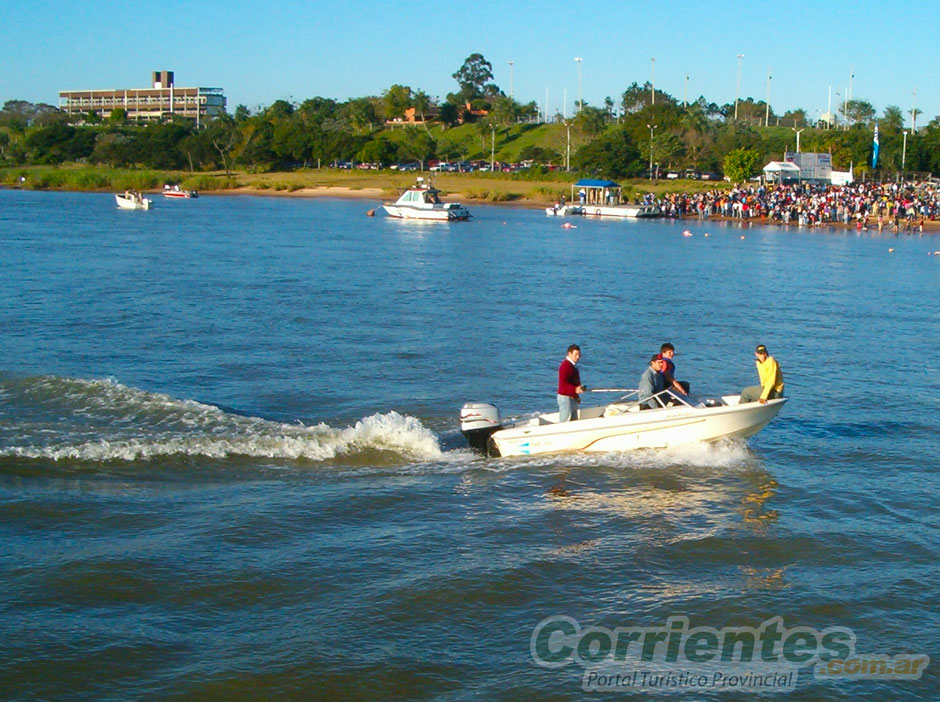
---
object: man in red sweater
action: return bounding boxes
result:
[557,344,585,422]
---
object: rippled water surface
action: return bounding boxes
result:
[1,189,938,700]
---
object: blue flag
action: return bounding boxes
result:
[872,124,880,168]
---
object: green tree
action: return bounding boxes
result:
[234,104,251,121]
[265,99,295,121]
[357,136,397,166]
[574,106,607,138]
[438,103,460,128]
[571,127,641,178]
[400,127,436,169]
[205,114,242,176]
[452,53,495,103]
[108,108,128,125]
[342,98,379,133]
[842,99,875,127]
[723,147,761,183]
[383,84,412,119]
[782,108,807,127]
[653,132,686,169]
[881,105,904,132]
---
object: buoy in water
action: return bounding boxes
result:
[562,222,577,229]
[366,209,375,217]
[682,230,692,237]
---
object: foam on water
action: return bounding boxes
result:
[0,375,444,464]
[517,438,754,471]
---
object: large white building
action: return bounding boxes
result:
[59,71,226,125]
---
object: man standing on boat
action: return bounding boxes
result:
[739,344,784,404]
[557,344,585,422]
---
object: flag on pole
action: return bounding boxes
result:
[872,124,880,168]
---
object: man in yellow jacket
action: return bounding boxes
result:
[740,344,784,404]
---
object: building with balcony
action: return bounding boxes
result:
[59,71,226,125]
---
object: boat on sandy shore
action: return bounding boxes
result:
[115,191,152,210]
[460,389,786,457]
[382,178,470,221]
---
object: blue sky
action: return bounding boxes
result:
[2,0,934,126]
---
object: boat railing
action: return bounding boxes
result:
[600,387,697,410]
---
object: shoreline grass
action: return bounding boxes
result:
[0,164,731,207]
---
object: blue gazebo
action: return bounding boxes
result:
[572,179,621,206]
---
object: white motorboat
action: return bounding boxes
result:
[115,191,152,210]
[582,204,661,218]
[383,178,470,221]
[545,204,584,216]
[460,389,786,457]
[162,184,198,199]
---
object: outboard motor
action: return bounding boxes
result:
[459,402,501,454]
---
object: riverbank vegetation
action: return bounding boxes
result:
[3,53,939,191]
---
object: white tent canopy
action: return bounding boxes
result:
[763,161,801,175]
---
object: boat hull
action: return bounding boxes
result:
[489,398,786,457]
[383,204,469,221]
[115,194,152,210]
[583,204,661,218]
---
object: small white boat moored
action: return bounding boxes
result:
[460,389,786,457]
[115,191,152,210]
[545,204,584,216]
[583,204,661,218]
[383,178,470,221]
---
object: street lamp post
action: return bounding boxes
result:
[508,60,514,101]
[574,57,583,113]
[651,57,656,105]
[734,54,744,120]
[565,121,571,171]
[647,123,657,180]
[791,127,804,153]
[765,70,772,127]
[901,130,908,180]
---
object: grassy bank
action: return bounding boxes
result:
[0,165,730,207]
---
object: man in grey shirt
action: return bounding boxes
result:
[638,355,666,410]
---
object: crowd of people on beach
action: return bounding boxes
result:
[643,180,940,230]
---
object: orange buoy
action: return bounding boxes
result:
[366,209,375,217]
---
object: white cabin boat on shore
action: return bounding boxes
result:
[568,178,661,218]
[383,178,470,221]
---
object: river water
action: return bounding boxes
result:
[0,189,937,700]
